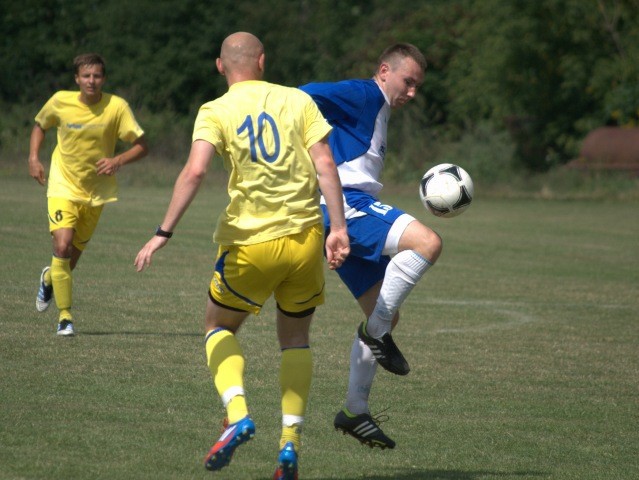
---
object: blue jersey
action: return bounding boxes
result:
[300,79,390,197]
[303,79,408,298]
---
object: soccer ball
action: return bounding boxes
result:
[419,163,474,218]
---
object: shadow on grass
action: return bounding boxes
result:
[80,331,201,337]
[309,470,549,480]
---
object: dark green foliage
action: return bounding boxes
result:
[2,0,638,173]
[444,0,639,170]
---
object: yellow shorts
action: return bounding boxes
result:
[209,223,325,315]
[47,198,104,252]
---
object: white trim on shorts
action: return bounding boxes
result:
[382,213,416,256]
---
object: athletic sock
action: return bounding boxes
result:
[280,425,302,452]
[366,250,432,339]
[279,347,311,451]
[344,334,377,415]
[43,267,52,286]
[51,256,72,314]
[205,328,248,424]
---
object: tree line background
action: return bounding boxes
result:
[2,0,638,183]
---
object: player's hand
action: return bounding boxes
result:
[96,157,121,176]
[134,236,169,272]
[28,159,46,185]
[325,229,350,270]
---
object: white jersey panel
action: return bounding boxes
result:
[337,100,390,196]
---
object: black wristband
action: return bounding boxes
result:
[155,225,173,238]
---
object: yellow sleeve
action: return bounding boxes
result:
[34,94,60,130]
[192,102,224,152]
[117,101,144,143]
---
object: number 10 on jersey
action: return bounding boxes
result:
[237,112,281,163]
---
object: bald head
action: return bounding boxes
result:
[217,32,264,82]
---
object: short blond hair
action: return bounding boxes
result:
[378,43,427,71]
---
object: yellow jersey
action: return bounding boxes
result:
[193,80,332,245]
[35,91,145,206]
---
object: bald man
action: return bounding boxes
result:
[134,32,349,479]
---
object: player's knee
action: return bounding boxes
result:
[52,243,73,258]
[430,230,443,257]
[417,228,442,263]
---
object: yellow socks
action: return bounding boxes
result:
[279,347,312,451]
[205,328,248,424]
[50,256,72,321]
[205,330,313,453]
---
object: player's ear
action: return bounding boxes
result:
[377,62,390,81]
[258,53,265,74]
[216,58,225,75]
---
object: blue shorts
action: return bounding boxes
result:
[321,189,406,298]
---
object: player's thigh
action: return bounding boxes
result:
[48,198,104,251]
[274,224,326,313]
[397,219,442,262]
[344,202,405,260]
[48,198,80,233]
[73,204,104,251]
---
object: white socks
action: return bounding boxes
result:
[345,250,432,414]
[365,250,432,339]
[344,335,378,415]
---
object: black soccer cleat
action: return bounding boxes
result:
[357,322,410,376]
[334,409,396,449]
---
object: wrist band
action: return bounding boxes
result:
[155,225,173,238]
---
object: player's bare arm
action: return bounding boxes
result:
[96,136,149,175]
[308,138,350,269]
[134,140,214,272]
[28,124,47,185]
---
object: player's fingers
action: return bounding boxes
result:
[31,166,45,185]
[327,250,345,270]
[335,244,349,262]
[135,257,149,272]
[134,250,150,272]
[325,247,334,264]
[96,159,111,175]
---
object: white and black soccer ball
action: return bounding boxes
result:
[419,163,474,218]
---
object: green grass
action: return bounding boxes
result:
[1,174,638,480]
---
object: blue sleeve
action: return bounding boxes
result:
[300,80,385,165]
[300,81,368,124]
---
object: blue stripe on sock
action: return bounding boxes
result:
[280,345,310,352]
[204,327,229,343]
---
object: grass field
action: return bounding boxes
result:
[1,173,638,480]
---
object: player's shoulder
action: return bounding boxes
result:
[281,83,316,104]
[49,90,77,105]
[52,90,74,99]
[102,92,129,107]
[301,78,375,92]
[263,81,307,98]
[301,78,382,105]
